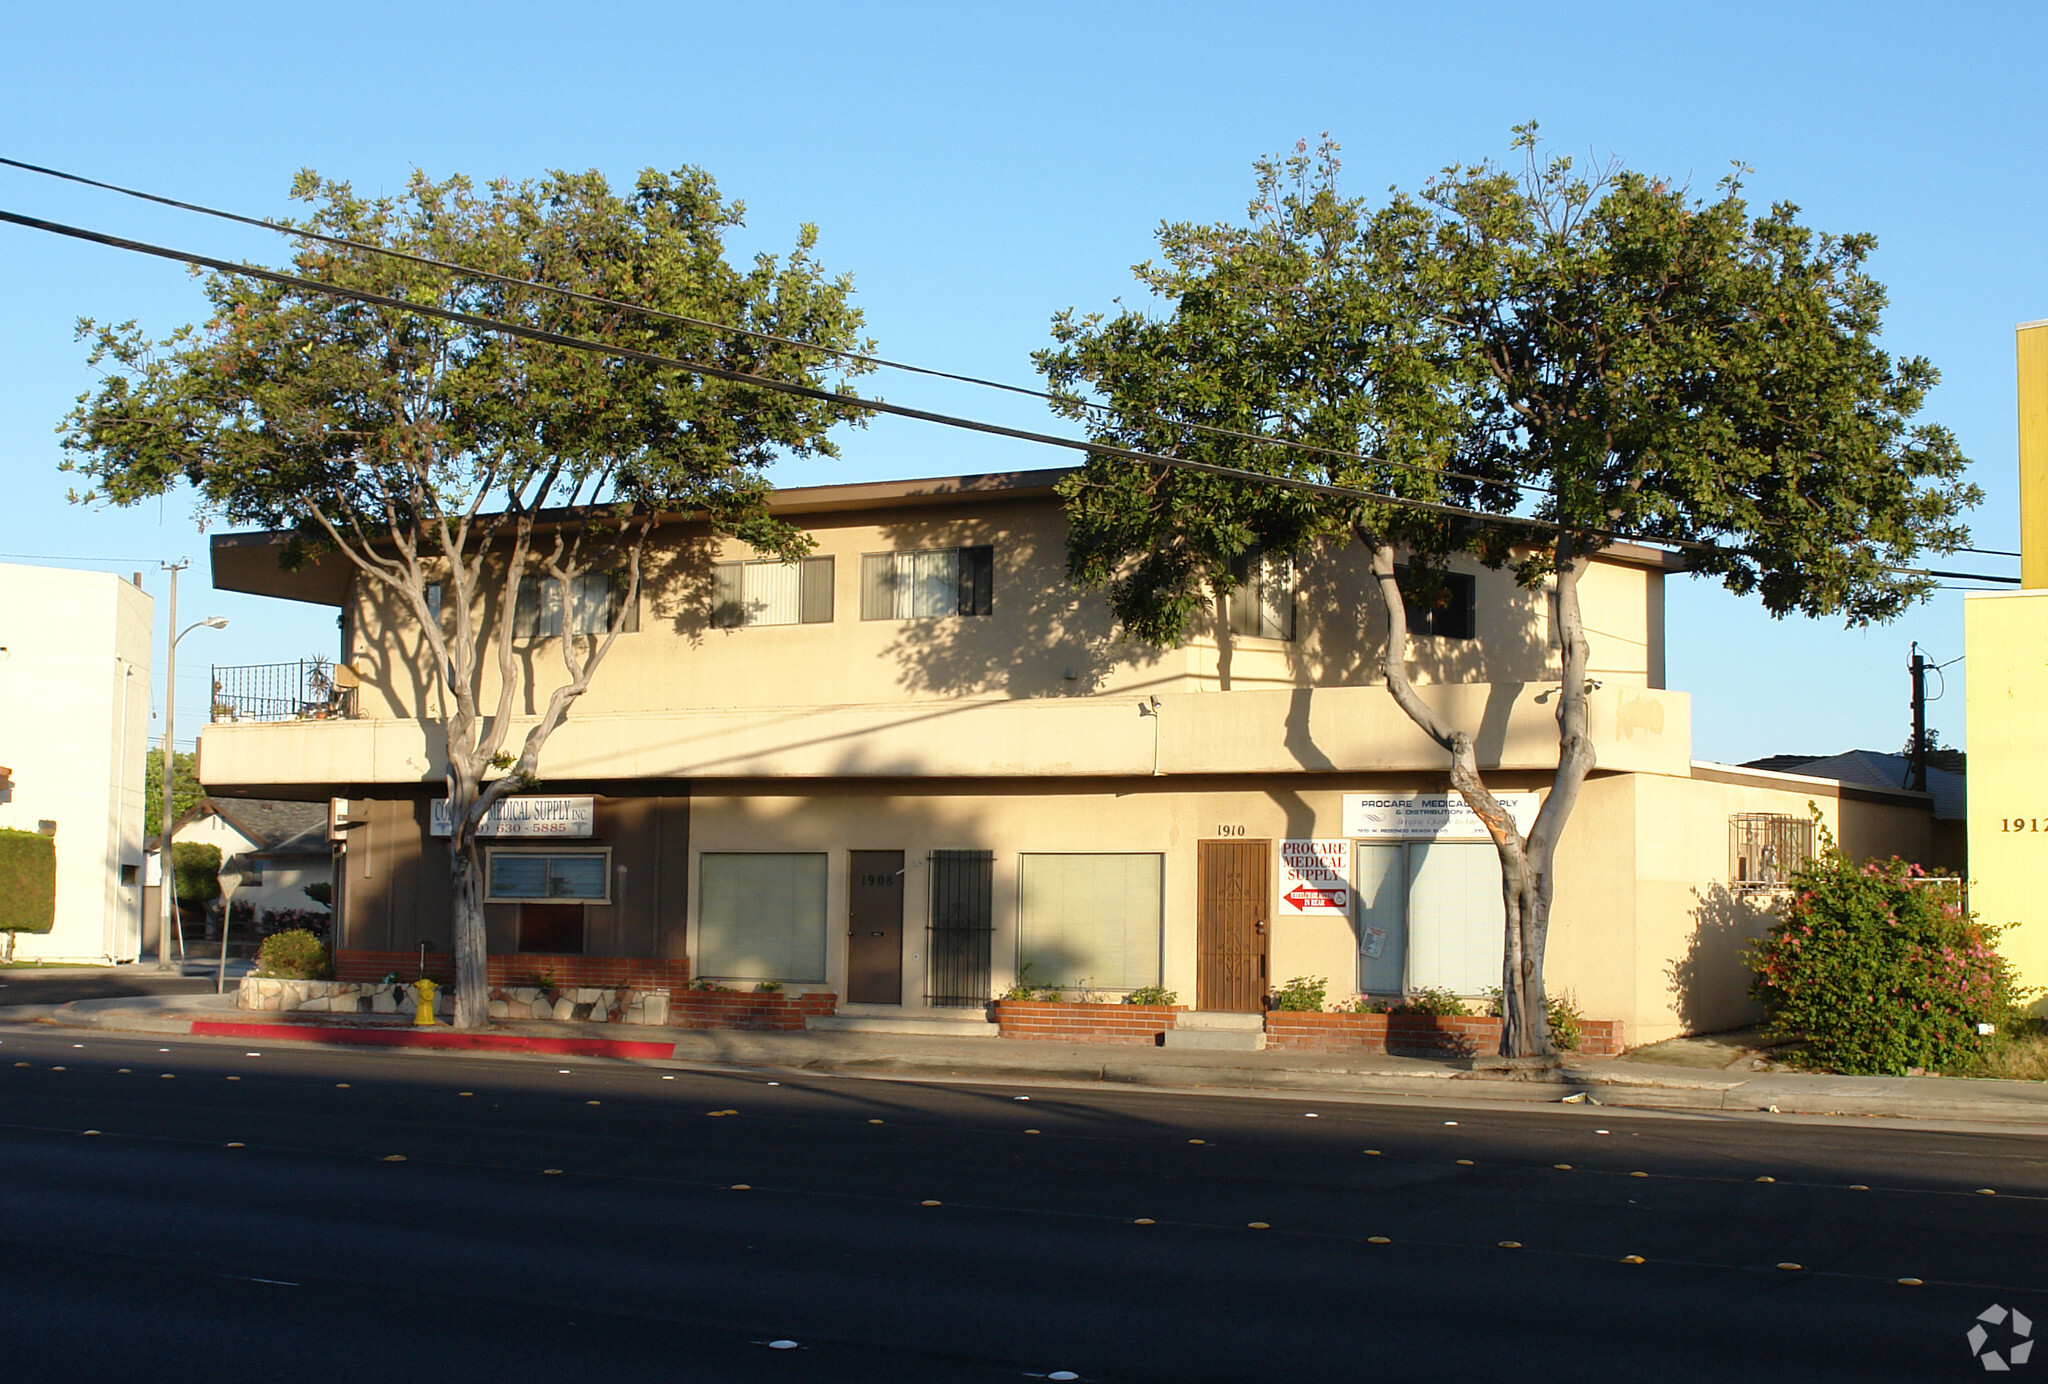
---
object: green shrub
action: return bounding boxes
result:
[1126,984,1178,1006]
[1745,830,2028,1075]
[255,928,330,980]
[0,828,57,935]
[303,882,332,907]
[1272,976,1328,1012]
[1483,986,1583,1050]
[170,841,221,905]
[255,907,330,943]
[1389,986,1470,1017]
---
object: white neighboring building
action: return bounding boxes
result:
[0,562,153,962]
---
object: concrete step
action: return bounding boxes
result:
[1162,1027,1267,1051]
[807,1012,999,1038]
[1172,1010,1267,1032]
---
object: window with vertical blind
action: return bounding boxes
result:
[514,573,636,639]
[710,557,834,628]
[1353,841,1503,997]
[696,853,828,982]
[1226,549,1295,640]
[860,546,993,620]
[1017,853,1163,991]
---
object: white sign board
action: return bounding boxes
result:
[1341,791,1540,842]
[430,796,595,838]
[1278,839,1350,915]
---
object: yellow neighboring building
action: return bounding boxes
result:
[1966,318,2048,1015]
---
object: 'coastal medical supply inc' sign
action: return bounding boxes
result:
[1341,791,1540,842]
[430,796,595,838]
[1278,839,1350,915]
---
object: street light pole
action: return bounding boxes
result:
[156,559,227,972]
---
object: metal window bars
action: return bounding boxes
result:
[1729,813,1815,892]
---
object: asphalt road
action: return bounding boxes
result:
[0,1027,2041,1382]
[0,964,229,1006]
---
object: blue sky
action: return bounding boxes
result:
[3,1,2042,762]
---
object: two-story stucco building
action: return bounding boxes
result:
[199,468,1951,1044]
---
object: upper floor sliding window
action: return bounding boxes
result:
[1396,567,1476,641]
[1225,549,1295,640]
[514,573,637,640]
[711,556,834,629]
[860,546,993,620]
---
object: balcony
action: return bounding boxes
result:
[210,659,357,723]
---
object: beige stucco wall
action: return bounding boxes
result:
[1966,589,2048,1013]
[334,492,1668,724]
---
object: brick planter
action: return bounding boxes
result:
[995,1000,1184,1045]
[666,990,837,1032]
[1263,1011,1624,1058]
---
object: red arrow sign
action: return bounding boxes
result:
[1284,885,1348,910]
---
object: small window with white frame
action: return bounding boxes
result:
[1225,549,1295,640]
[484,848,612,903]
[711,556,834,628]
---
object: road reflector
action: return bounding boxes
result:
[1188,1139,1205,1145]
[1898,1277,1923,1286]
[82,1129,100,1136]
[1976,1188,1998,1196]
[1498,1241,1522,1249]
[730,1184,751,1191]
[336,1083,350,1089]
[1776,1262,1801,1271]
[1456,1159,1475,1166]
[51,1066,65,1071]
[226,1076,239,1081]
[12,1062,28,1067]
[226,1142,244,1148]
[1024,1129,1041,1135]
[1304,1113,1319,1118]
[1247,1222,1270,1230]
[161,1074,174,1079]
[543,1168,563,1175]
[1132,1218,1155,1225]
[586,1100,601,1106]
[1629,1171,1648,1178]
[117,1068,131,1073]
[1554,1164,1572,1171]
[1444,1121,1458,1126]
[1756,1176,1775,1183]
[1620,1255,1645,1264]
[382,1154,406,1162]
[1364,1149,1382,1156]
[867,1118,883,1125]
[768,1340,799,1350]
[1368,1236,1391,1244]
[1849,1184,1869,1191]
[459,1092,472,1097]
[921,1200,942,1207]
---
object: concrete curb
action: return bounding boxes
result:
[6,1002,2043,1126]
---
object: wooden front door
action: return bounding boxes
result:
[1197,839,1269,1012]
[846,850,904,1005]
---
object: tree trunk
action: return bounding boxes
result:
[445,767,490,1029]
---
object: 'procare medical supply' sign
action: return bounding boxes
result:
[430,796,595,838]
[1278,839,1350,915]
[1341,791,1539,842]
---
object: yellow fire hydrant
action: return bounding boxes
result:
[413,977,439,1027]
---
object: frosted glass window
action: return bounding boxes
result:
[698,853,828,982]
[1353,843,1407,994]
[1017,853,1163,991]
[1405,842,1502,995]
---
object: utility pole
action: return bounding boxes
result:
[1908,642,1929,795]
[157,561,184,972]
[157,562,228,972]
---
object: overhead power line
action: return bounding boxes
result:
[0,204,2018,587]
[0,152,1547,504]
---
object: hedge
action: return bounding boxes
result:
[0,828,57,935]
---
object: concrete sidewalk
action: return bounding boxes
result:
[5,993,2045,1126]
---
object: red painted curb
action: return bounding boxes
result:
[189,1020,675,1060]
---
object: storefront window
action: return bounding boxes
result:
[698,852,828,982]
[1017,853,1163,992]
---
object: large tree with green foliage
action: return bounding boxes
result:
[1038,131,1978,1056]
[144,748,202,832]
[62,167,872,1026]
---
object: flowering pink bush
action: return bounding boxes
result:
[1745,833,2026,1074]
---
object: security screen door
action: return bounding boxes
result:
[847,851,904,1005]
[1196,839,1269,1012]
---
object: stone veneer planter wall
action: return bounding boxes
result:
[993,1000,1184,1045]
[238,977,675,1026]
[1262,1010,1625,1057]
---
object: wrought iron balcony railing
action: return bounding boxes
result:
[210,660,356,723]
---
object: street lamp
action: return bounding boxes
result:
[157,571,227,972]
